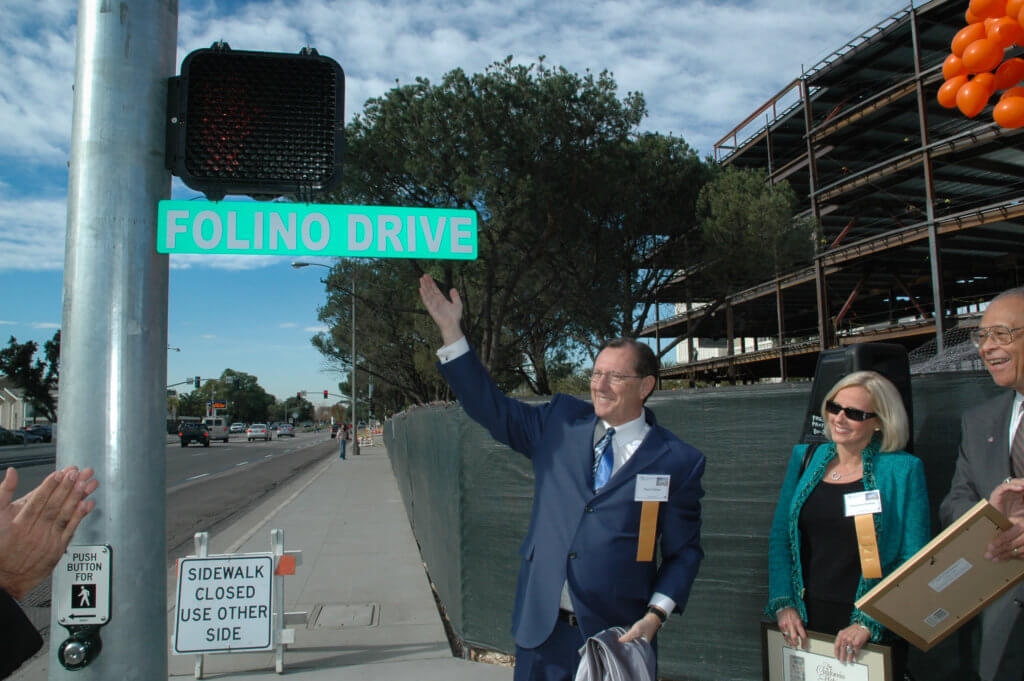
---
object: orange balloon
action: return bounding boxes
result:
[967,7,984,22]
[952,23,988,56]
[1008,0,1024,18]
[974,71,997,95]
[943,54,967,79]
[957,78,993,117]
[1001,85,1024,98]
[970,0,1007,18]
[995,57,1024,89]
[938,75,969,108]
[993,96,1024,126]
[987,16,1023,47]
[962,38,1004,72]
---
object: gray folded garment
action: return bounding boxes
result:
[574,626,656,681]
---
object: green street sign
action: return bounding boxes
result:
[157,200,477,260]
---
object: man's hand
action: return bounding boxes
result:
[986,478,1024,562]
[418,274,464,346]
[0,466,99,599]
[776,606,808,649]
[618,609,662,644]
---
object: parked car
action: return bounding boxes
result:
[0,426,24,446]
[246,423,272,442]
[330,423,340,439]
[229,422,246,433]
[15,429,43,444]
[277,423,295,437]
[179,422,211,448]
[24,424,53,442]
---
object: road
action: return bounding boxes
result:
[2,429,341,620]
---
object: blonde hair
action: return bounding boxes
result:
[821,370,909,452]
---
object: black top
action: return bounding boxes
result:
[1,588,43,679]
[799,478,864,605]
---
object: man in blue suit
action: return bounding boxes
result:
[419,275,705,681]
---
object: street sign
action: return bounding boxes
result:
[158,200,477,260]
[54,545,112,626]
[174,554,274,654]
[212,401,227,409]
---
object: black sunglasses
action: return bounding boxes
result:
[824,399,877,422]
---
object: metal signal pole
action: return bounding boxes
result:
[51,1,177,679]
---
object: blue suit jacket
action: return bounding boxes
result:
[440,348,705,649]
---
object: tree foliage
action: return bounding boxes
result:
[316,57,712,402]
[189,369,276,423]
[0,332,60,422]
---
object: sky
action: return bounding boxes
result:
[0,0,916,407]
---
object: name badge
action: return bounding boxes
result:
[844,490,882,517]
[634,474,670,502]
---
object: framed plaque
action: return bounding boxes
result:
[761,622,892,681]
[855,499,1024,651]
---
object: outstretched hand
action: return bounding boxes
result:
[0,466,99,599]
[418,274,464,345]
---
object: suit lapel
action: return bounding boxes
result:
[982,392,1016,480]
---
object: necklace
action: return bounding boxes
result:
[830,470,843,481]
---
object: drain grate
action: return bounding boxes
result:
[310,602,379,629]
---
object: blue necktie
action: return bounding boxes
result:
[592,427,615,491]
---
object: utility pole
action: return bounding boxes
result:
[51,1,177,679]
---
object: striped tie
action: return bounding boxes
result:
[1012,403,1024,478]
[593,427,615,491]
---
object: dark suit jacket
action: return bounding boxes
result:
[1,588,43,679]
[940,391,1024,681]
[440,348,705,649]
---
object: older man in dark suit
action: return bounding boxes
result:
[941,286,1024,681]
[419,274,705,681]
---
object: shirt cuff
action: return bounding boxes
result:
[649,593,675,618]
[436,337,470,364]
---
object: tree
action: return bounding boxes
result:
[651,167,815,353]
[316,57,711,400]
[0,331,61,422]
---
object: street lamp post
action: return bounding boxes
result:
[291,260,359,455]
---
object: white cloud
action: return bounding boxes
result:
[279,322,297,328]
[31,322,61,329]
[201,334,217,339]
[304,325,328,333]
[1,0,913,274]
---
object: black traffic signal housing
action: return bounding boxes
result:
[194,376,201,389]
[166,43,345,201]
[296,392,302,400]
[323,390,329,399]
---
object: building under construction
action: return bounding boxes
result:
[641,0,1024,383]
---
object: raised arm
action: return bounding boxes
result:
[418,274,464,346]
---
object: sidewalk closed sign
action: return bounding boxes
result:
[158,200,478,260]
[174,555,274,653]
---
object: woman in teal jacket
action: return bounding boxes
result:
[767,370,930,677]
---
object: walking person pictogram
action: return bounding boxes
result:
[73,584,96,608]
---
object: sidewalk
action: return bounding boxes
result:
[166,442,513,680]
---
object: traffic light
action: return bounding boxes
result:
[166,42,345,201]
[297,392,302,400]
[194,376,201,389]
[323,390,329,399]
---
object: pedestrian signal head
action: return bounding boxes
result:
[166,43,345,201]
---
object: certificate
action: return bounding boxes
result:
[855,499,1024,651]
[761,623,892,681]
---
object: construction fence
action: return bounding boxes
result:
[382,372,1001,681]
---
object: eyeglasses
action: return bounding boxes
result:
[589,370,643,385]
[824,400,877,422]
[970,325,1024,347]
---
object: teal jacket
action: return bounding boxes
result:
[765,439,931,641]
